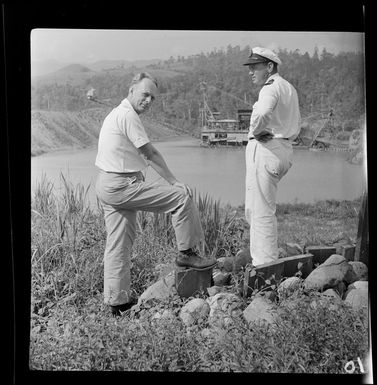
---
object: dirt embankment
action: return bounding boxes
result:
[31,108,183,156]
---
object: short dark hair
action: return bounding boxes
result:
[129,72,158,88]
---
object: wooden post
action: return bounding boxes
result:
[355,190,368,266]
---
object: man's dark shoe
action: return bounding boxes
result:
[176,248,217,270]
[110,299,137,317]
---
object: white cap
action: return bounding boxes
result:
[243,47,282,66]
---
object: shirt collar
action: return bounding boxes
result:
[265,73,280,84]
[120,98,134,111]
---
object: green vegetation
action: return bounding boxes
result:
[32,46,365,137]
[30,175,368,372]
[31,47,365,157]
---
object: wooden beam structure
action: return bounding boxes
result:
[355,189,368,266]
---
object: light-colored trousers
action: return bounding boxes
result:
[245,139,293,266]
[95,169,203,306]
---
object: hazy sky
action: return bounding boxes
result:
[31,29,364,63]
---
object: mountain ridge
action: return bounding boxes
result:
[54,63,94,74]
[31,58,162,77]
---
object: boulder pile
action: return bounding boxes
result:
[130,243,368,330]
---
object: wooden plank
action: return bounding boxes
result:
[279,253,313,278]
[341,244,356,261]
[175,267,213,298]
[305,246,337,265]
[243,260,285,297]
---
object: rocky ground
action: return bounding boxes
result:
[127,240,368,335]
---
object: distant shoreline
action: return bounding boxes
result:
[31,134,198,158]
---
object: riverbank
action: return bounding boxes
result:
[30,176,367,372]
[31,108,195,157]
[31,134,198,158]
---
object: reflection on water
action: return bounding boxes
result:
[31,137,366,208]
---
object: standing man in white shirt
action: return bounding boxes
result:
[243,47,301,266]
[95,72,217,316]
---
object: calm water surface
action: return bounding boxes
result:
[31,137,366,208]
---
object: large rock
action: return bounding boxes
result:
[243,296,278,326]
[212,269,231,286]
[179,298,210,326]
[303,254,357,292]
[347,280,368,292]
[344,280,368,299]
[344,289,368,310]
[206,292,243,328]
[216,257,234,273]
[263,290,278,302]
[285,243,303,256]
[137,272,176,305]
[154,262,176,279]
[277,276,302,298]
[348,261,368,281]
[322,288,340,298]
[233,249,253,272]
[207,285,225,297]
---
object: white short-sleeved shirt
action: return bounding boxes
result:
[249,73,301,140]
[95,98,150,172]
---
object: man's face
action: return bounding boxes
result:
[128,78,158,114]
[248,62,270,86]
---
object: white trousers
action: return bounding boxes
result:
[95,170,203,306]
[245,139,293,266]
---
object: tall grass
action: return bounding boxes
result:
[30,175,365,373]
[31,175,246,313]
[31,175,361,313]
[31,174,106,315]
[194,191,246,258]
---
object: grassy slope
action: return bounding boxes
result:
[31,108,184,156]
[31,109,104,155]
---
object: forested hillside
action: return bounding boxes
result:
[32,45,365,152]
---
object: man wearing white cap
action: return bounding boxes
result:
[243,47,301,266]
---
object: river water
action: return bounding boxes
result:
[31,137,366,208]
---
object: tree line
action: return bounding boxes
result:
[31,45,365,133]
